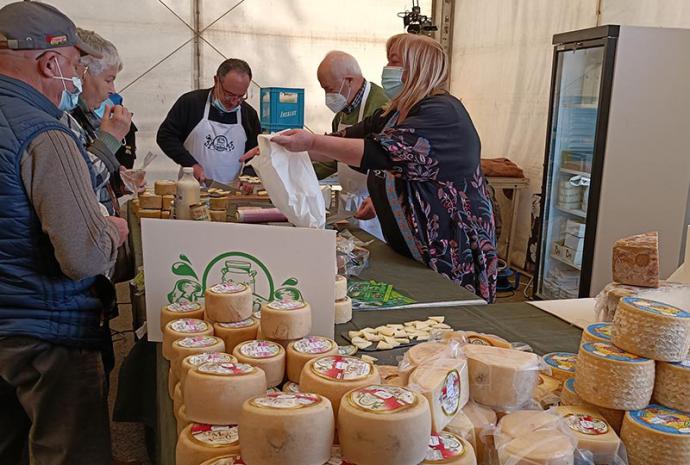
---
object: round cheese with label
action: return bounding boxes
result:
[232,340,286,388]
[239,392,334,465]
[581,322,613,345]
[335,275,348,301]
[259,300,312,340]
[335,297,352,325]
[286,336,339,383]
[497,429,575,465]
[653,359,690,412]
[575,342,654,410]
[169,367,179,399]
[163,318,213,360]
[542,352,577,383]
[613,297,690,362]
[338,385,432,465]
[422,432,477,465]
[198,455,245,465]
[213,318,259,353]
[299,355,381,419]
[621,405,690,465]
[205,283,254,323]
[180,352,236,389]
[160,301,205,330]
[177,405,190,436]
[554,406,622,465]
[560,378,624,434]
[176,423,241,465]
[171,336,225,373]
[495,410,560,449]
[185,361,267,425]
[173,382,184,419]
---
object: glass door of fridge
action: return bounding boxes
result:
[537,45,605,300]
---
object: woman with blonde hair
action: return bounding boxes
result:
[246,33,497,302]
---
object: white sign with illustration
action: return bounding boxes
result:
[142,219,337,342]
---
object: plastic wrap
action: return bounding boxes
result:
[594,281,690,322]
[336,232,371,277]
[446,401,498,465]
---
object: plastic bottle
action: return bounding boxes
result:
[175,167,200,220]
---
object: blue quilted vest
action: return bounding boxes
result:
[0,75,112,348]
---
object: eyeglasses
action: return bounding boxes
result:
[216,79,247,102]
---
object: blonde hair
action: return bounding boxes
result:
[383,33,448,123]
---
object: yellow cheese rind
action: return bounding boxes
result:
[612,232,659,288]
[620,405,690,465]
[533,374,562,408]
[180,352,237,389]
[495,410,560,449]
[209,197,229,210]
[542,352,577,383]
[162,318,213,360]
[653,360,690,411]
[553,406,622,465]
[154,180,177,196]
[139,193,162,209]
[581,323,613,345]
[160,302,205,331]
[177,405,190,436]
[205,283,254,323]
[213,319,259,354]
[171,336,225,373]
[259,300,312,340]
[560,378,624,434]
[137,208,161,219]
[175,424,240,465]
[168,367,179,399]
[232,340,286,388]
[286,336,339,383]
[173,382,183,420]
[334,296,352,324]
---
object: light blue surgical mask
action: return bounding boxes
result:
[381,66,404,99]
[94,99,108,119]
[212,98,239,114]
[52,57,82,111]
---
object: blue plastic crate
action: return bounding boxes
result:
[260,87,304,132]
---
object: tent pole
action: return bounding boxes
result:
[193,0,201,90]
[432,0,455,86]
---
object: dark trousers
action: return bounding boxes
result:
[0,336,112,465]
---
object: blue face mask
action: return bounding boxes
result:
[212,98,239,114]
[52,58,82,112]
[93,93,122,119]
[381,66,404,99]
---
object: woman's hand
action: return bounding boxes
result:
[271,129,315,152]
[354,197,377,220]
[240,146,260,162]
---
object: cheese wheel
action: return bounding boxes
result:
[232,340,286,388]
[210,197,229,210]
[282,381,300,393]
[137,208,161,219]
[451,331,512,349]
[496,410,560,448]
[173,382,184,420]
[171,336,225,373]
[266,337,299,351]
[177,405,190,436]
[445,410,475,447]
[542,352,577,383]
[560,378,624,434]
[205,283,254,323]
[534,374,562,408]
[653,359,690,411]
[497,429,575,465]
[422,432,477,465]
[620,405,690,465]
[299,355,381,418]
[581,323,613,345]
[154,180,177,196]
[463,345,541,410]
[176,423,241,465]
[286,336,339,383]
[335,275,348,301]
[160,301,205,330]
[408,342,449,365]
[198,455,244,465]
[210,210,227,222]
[168,367,179,398]
[409,358,470,433]
[334,297,352,324]
[553,406,622,465]
[162,319,213,360]
[214,318,259,353]
[180,352,237,389]
[612,297,690,361]
[184,361,267,425]
[338,385,432,465]
[161,210,171,219]
[458,401,497,465]
[259,300,311,340]
[139,192,162,209]
[575,342,654,410]
[239,392,334,465]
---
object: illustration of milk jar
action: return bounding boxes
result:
[221,260,257,293]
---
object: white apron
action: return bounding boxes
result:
[182,93,247,184]
[336,82,385,241]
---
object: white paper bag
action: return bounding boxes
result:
[249,133,326,229]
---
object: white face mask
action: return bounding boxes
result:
[52,56,82,112]
[324,79,351,113]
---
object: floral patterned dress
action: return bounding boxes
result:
[344,93,498,302]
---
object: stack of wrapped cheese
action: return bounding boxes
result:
[134,180,176,219]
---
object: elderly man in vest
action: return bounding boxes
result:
[0,3,127,464]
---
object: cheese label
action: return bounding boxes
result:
[425,432,465,462]
[338,345,357,356]
[218,318,255,329]
[349,385,416,413]
[564,377,576,393]
[250,392,320,409]
[544,352,577,372]
[565,414,609,435]
[266,387,281,394]
[210,282,247,294]
[283,381,300,393]
[167,302,201,313]
[239,341,281,359]
[467,335,491,346]
[587,323,612,340]
[582,342,648,363]
[328,446,355,465]
[198,362,254,376]
[188,352,234,367]
[176,336,217,349]
[629,405,690,435]
[293,336,334,354]
[170,319,208,333]
[622,297,690,318]
[312,355,372,381]
[191,424,239,446]
[440,370,461,416]
[267,300,306,311]
[207,457,245,465]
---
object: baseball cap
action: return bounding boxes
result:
[0,1,101,57]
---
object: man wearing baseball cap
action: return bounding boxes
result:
[0,2,128,464]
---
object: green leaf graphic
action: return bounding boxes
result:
[282,277,298,286]
[172,262,198,280]
[179,254,191,264]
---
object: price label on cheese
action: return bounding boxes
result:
[425,432,465,462]
[188,352,234,367]
[544,352,578,372]
[218,318,256,329]
[251,392,320,409]
[267,300,306,311]
[210,282,247,294]
[191,424,239,446]
[294,336,334,354]
[630,405,690,434]
[176,336,217,349]
[349,385,416,413]
[623,297,690,318]
[565,414,609,435]
[198,362,254,376]
[312,356,371,380]
[583,342,648,363]
[170,319,208,333]
[167,302,201,313]
[239,341,281,359]
[440,370,461,416]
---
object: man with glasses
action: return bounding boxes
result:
[158,58,261,184]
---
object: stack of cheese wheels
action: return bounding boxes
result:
[612,297,690,361]
[180,352,236,389]
[176,423,240,465]
[653,359,690,411]
[259,300,311,340]
[171,336,225,373]
[185,361,267,424]
[445,401,496,465]
[495,410,560,448]
[338,385,432,465]
[542,352,577,383]
[581,322,613,345]
[213,318,259,353]
[177,405,190,435]
[533,374,562,408]
[232,340,286,388]
[154,179,177,196]
[496,429,575,465]
[560,378,624,434]
[462,345,541,410]
[553,406,622,465]
[169,368,179,398]
[300,355,381,418]
[421,432,477,465]
[575,342,655,410]
[173,383,184,421]
[620,404,690,465]
[334,275,352,325]
[409,358,470,433]
[160,301,205,330]
[163,319,214,360]
[205,282,254,323]
[286,336,339,383]
[239,392,334,465]
[335,275,348,301]
[199,455,244,465]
